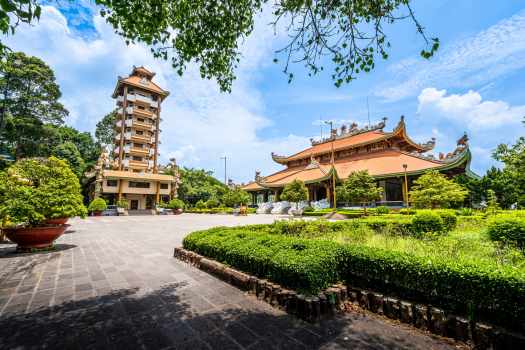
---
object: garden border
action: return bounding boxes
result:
[174,246,525,349]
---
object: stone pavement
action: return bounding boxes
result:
[0,214,460,349]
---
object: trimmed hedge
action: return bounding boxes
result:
[487,216,525,248]
[340,243,525,328]
[183,222,525,328]
[183,227,347,293]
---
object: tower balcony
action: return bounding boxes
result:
[131,133,152,143]
[132,107,154,118]
[117,106,133,115]
[128,159,149,169]
[114,132,132,142]
[129,147,149,156]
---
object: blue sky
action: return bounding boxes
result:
[5,1,525,183]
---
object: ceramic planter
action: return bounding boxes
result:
[93,211,102,216]
[3,224,69,250]
[45,217,69,225]
[172,208,183,215]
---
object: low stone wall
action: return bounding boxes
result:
[174,247,525,349]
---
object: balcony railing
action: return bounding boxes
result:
[129,147,149,155]
[131,134,151,143]
[129,159,149,168]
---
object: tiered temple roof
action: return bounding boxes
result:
[243,116,474,191]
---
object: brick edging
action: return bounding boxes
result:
[174,247,347,322]
[174,247,525,349]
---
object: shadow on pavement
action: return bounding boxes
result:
[0,281,426,350]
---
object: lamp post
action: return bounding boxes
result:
[402,163,409,208]
[324,120,337,212]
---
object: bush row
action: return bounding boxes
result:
[183,227,346,293]
[185,207,256,214]
[183,224,525,328]
[487,215,525,248]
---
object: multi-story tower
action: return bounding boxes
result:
[93,66,178,212]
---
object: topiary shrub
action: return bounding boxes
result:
[88,198,107,212]
[205,198,220,209]
[487,216,525,248]
[411,211,444,236]
[399,208,416,215]
[434,210,458,231]
[195,200,206,209]
[303,206,314,212]
[167,198,185,210]
[0,157,87,226]
[375,206,389,215]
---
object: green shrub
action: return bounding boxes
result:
[116,199,128,209]
[183,224,525,327]
[399,208,416,215]
[205,198,220,209]
[411,211,444,235]
[195,200,206,209]
[456,207,474,216]
[303,206,314,212]
[487,216,525,248]
[183,227,346,293]
[361,217,413,235]
[375,206,389,215]
[0,157,87,225]
[434,210,458,231]
[167,198,185,210]
[88,198,107,212]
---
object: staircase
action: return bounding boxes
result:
[128,209,155,216]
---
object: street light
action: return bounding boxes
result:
[402,164,409,208]
[324,120,337,212]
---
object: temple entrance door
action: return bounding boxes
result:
[130,200,139,210]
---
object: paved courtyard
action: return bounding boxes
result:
[0,214,461,349]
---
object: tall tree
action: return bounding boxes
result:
[176,167,228,205]
[0,52,68,159]
[52,141,85,178]
[280,179,308,209]
[1,1,437,92]
[336,170,382,212]
[410,170,468,209]
[95,110,117,148]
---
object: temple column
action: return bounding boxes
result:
[155,182,160,205]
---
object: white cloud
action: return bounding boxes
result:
[6,5,310,183]
[417,88,525,129]
[378,9,525,101]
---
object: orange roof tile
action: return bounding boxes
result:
[331,150,442,178]
[242,181,265,191]
[120,75,169,97]
[284,130,387,162]
[266,167,330,186]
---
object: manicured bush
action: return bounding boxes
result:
[183,227,347,293]
[375,206,389,215]
[0,157,87,225]
[195,200,206,209]
[360,217,413,235]
[303,206,314,212]
[205,198,220,209]
[411,211,444,235]
[487,216,525,248]
[167,198,185,210]
[88,198,107,212]
[434,210,458,231]
[183,223,525,328]
[340,243,525,328]
[399,208,416,215]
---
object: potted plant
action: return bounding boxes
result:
[0,157,87,251]
[167,198,185,214]
[116,199,128,216]
[88,198,107,216]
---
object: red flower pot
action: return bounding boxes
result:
[45,217,69,225]
[3,224,69,250]
[93,211,102,217]
[172,209,183,215]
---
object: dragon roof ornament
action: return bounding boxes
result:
[310,117,387,146]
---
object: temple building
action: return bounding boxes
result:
[90,66,178,211]
[243,117,476,206]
